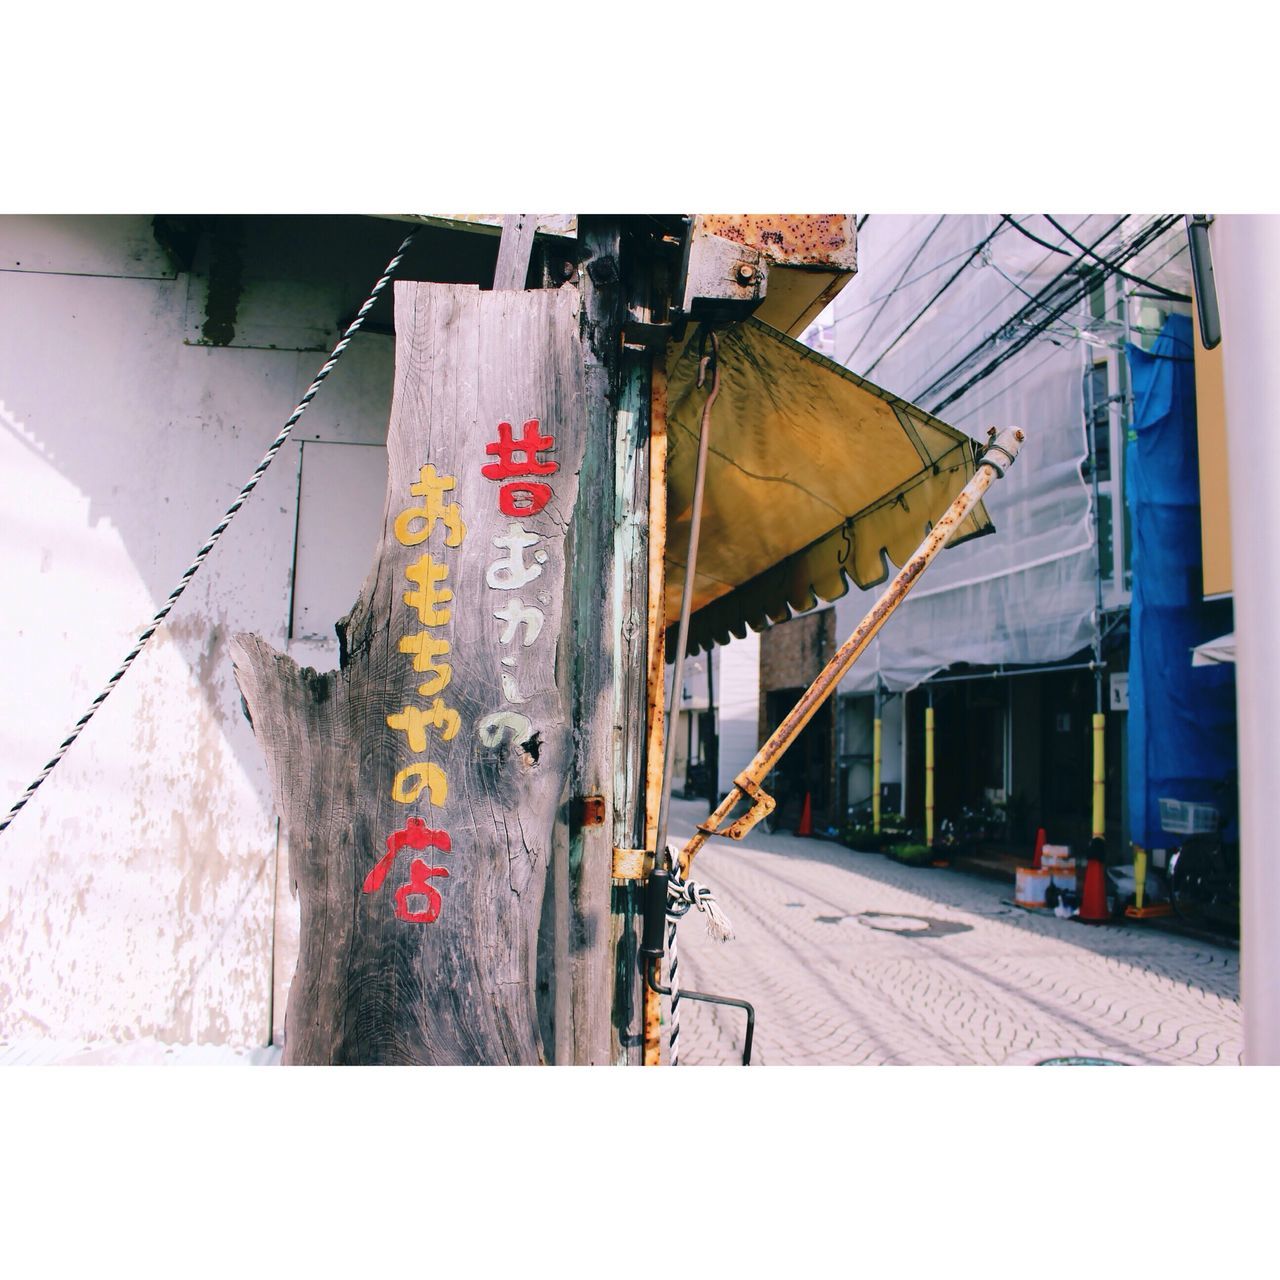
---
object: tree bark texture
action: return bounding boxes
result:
[231,281,585,1064]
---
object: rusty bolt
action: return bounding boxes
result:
[735,262,758,285]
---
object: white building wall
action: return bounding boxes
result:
[0,216,395,1048]
[838,690,905,816]
[715,631,760,800]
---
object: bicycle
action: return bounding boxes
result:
[1167,776,1239,938]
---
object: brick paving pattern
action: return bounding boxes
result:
[664,798,1241,1066]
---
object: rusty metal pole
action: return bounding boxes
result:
[679,426,1025,875]
[642,362,669,1065]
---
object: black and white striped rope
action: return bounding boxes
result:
[664,847,734,1066]
[0,229,419,836]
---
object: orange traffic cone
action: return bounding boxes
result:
[1032,827,1047,869]
[1078,837,1109,924]
[796,792,813,837]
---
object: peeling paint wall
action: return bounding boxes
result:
[0,216,394,1048]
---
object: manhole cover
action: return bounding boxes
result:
[860,913,932,933]
[1036,1056,1128,1066]
[855,912,974,938]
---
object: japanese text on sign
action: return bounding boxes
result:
[479,419,556,750]
[366,464,467,924]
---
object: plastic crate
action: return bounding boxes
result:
[1158,798,1219,835]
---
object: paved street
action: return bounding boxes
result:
[665,798,1241,1066]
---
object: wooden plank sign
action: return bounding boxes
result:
[231,281,585,1064]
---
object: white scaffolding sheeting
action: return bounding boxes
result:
[815,214,1154,693]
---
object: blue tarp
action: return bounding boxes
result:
[1126,314,1237,846]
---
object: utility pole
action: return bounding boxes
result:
[568,218,653,1064]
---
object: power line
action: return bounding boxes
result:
[926,214,1180,409]
[861,217,1007,380]
[822,232,1013,325]
[899,215,1101,397]
[944,339,1066,423]
[930,215,1179,414]
[840,215,947,365]
[928,215,1183,416]
[914,218,1143,408]
[1042,214,1192,303]
[1001,214,1073,257]
[912,215,1132,408]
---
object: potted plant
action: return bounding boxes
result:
[885,841,936,866]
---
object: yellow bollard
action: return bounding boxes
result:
[925,703,935,846]
[872,715,883,834]
[1133,845,1147,912]
[1092,712,1106,840]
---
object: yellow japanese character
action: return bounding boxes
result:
[387,699,461,751]
[398,632,452,696]
[404,553,453,626]
[391,762,448,806]
[393,464,466,548]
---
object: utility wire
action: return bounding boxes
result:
[912,214,1132,408]
[862,217,1007,379]
[930,215,1179,413]
[840,215,946,365]
[0,229,419,837]
[921,216,1163,408]
[897,214,1100,397]
[1000,214,1073,256]
[1041,214,1192,303]
[928,215,1183,415]
[820,234,1010,325]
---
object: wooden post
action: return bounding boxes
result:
[231,281,586,1064]
[567,218,650,1065]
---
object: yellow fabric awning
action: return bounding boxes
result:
[664,318,993,656]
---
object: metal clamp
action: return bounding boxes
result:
[977,425,1025,478]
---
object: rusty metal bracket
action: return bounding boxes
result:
[697,776,776,843]
[612,847,651,881]
[572,794,607,829]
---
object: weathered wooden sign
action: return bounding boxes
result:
[232,281,585,1064]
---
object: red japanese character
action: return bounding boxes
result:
[363,818,452,894]
[498,481,553,517]
[394,860,450,924]
[482,419,557,480]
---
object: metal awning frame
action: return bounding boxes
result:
[655,407,1025,877]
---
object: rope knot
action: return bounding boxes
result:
[664,847,734,942]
